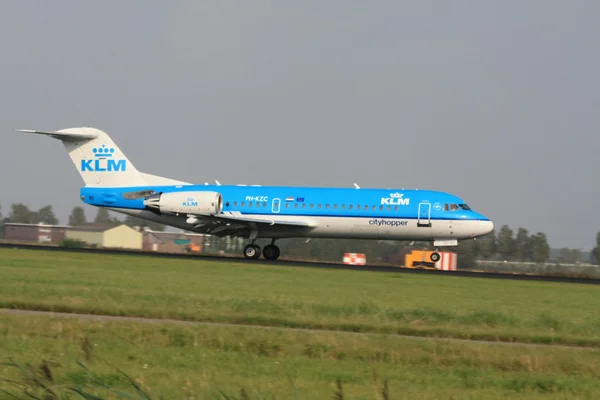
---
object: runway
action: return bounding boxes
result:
[1,242,598,285]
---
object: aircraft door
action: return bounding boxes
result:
[418,202,432,227]
[272,198,281,213]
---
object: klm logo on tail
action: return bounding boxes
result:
[80,144,127,172]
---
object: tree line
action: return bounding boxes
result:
[276,225,599,267]
[1,202,599,266]
[0,202,166,233]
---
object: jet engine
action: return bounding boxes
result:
[144,191,223,215]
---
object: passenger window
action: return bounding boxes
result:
[318,204,322,209]
[394,206,398,211]
[263,202,267,208]
[285,203,289,208]
[234,201,237,206]
[372,205,376,210]
[241,202,245,207]
[326,204,330,209]
[379,205,383,210]
[310,204,314,209]
[334,204,338,209]
[256,202,260,207]
[295,203,298,208]
[387,206,391,210]
[249,202,253,207]
[342,204,346,209]
[302,204,306,208]
[349,205,353,210]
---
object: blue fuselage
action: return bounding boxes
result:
[81,184,489,221]
[80,184,493,242]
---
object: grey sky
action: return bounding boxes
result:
[1,1,598,250]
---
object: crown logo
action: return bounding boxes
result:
[390,192,404,198]
[92,144,115,157]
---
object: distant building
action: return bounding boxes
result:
[2,221,240,254]
[3,222,70,244]
[66,224,143,250]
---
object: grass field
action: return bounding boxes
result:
[2,313,600,399]
[2,248,600,398]
[1,248,600,347]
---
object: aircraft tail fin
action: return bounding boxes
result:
[17,127,189,188]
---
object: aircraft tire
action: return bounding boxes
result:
[430,252,441,262]
[263,244,280,260]
[244,244,261,259]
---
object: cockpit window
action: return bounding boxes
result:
[443,203,465,211]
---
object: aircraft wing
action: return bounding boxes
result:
[186,211,317,237]
[213,211,315,227]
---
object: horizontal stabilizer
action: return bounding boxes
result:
[17,129,97,141]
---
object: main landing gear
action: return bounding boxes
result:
[243,244,261,259]
[243,240,280,260]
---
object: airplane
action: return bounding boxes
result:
[16,127,494,262]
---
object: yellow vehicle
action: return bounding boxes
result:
[175,239,202,253]
[187,242,201,253]
[405,250,438,269]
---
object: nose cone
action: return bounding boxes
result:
[478,220,494,236]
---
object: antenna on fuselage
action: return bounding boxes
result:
[353,183,360,189]
[215,180,221,186]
